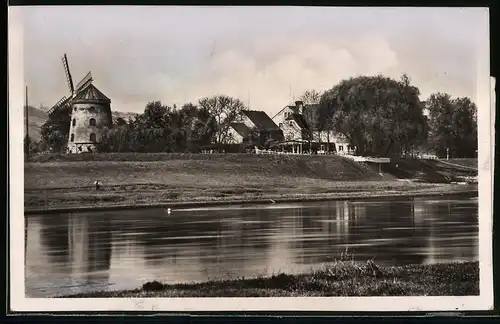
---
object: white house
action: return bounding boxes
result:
[226,122,252,144]
[272,100,354,154]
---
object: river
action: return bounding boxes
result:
[25,195,478,297]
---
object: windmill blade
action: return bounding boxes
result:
[62,54,75,95]
[48,96,70,117]
[75,71,93,93]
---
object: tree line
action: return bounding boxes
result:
[27,73,478,158]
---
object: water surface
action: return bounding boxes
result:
[25,195,478,297]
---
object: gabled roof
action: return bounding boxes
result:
[242,110,281,131]
[72,83,111,103]
[286,113,310,130]
[272,105,299,119]
[230,123,252,138]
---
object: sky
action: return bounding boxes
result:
[18,6,489,116]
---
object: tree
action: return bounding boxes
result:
[24,135,45,155]
[426,93,477,158]
[178,103,217,151]
[299,89,322,105]
[318,74,428,156]
[98,101,218,153]
[98,121,132,153]
[198,95,245,144]
[116,117,127,126]
[40,106,71,153]
[298,89,323,146]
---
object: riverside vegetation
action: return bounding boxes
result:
[62,257,479,297]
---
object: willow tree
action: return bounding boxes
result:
[319,74,428,156]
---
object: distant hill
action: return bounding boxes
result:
[112,111,138,123]
[24,106,138,141]
[24,106,48,141]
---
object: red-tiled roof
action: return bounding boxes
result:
[242,110,280,131]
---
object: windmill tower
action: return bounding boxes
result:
[48,54,112,154]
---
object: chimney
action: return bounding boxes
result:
[295,100,304,114]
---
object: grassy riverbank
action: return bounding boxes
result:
[24,153,477,213]
[63,260,479,297]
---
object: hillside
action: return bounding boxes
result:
[23,106,138,141]
[112,111,138,123]
[24,106,48,140]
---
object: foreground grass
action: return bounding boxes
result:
[62,261,479,297]
[24,154,477,212]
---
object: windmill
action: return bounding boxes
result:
[47,54,94,118]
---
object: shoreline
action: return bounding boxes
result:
[25,186,477,215]
[60,260,480,298]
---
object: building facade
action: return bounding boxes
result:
[272,101,354,154]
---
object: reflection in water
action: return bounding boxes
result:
[25,196,478,297]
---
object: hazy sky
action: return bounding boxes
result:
[19,6,488,115]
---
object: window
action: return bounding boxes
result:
[89,118,96,126]
[279,123,283,128]
[339,145,344,151]
[72,118,76,126]
[289,121,293,126]
[89,133,96,142]
[320,145,325,151]
[70,133,74,142]
[89,106,96,113]
[74,107,77,111]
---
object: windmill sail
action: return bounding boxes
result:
[62,54,74,95]
[48,54,94,117]
[47,96,70,117]
[75,71,93,92]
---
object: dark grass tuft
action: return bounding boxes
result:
[142,280,166,291]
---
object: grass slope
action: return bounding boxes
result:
[63,260,479,297]
[24,153,476,211]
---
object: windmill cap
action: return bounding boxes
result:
[71,83,111,104]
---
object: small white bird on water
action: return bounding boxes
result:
[167,208,172,214]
